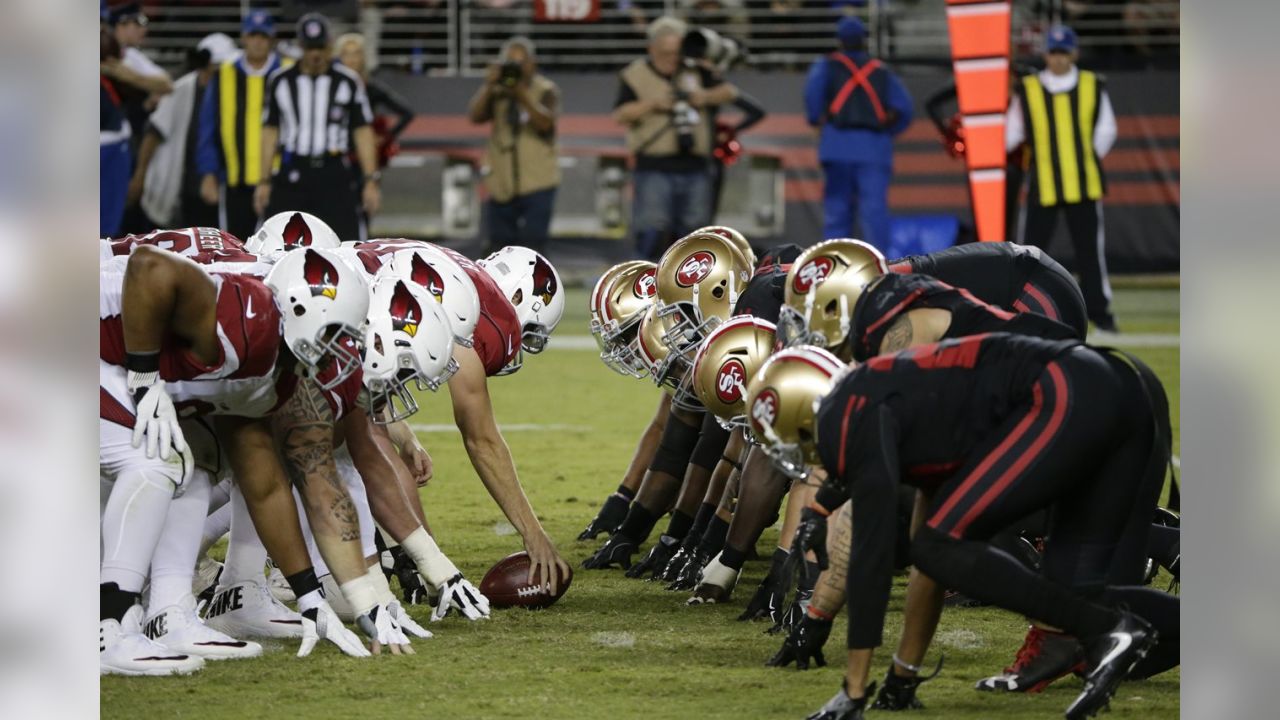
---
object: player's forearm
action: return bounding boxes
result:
[811,500,852,615]
[385,418,421,453]
[288,442,366,584]
[464,433,543,538]
[622,411,665,491]
[349,425,427,538]
[780,478,817,553]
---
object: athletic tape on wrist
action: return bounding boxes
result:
[400,527,460,586]
[340,574,380,618]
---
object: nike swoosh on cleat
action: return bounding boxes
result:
[196,641,249,647]
[272,619,303,625]
[1095,632,1133,670]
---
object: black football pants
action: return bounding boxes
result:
[1020,199,1115,327]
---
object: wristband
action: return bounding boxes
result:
[285,567,322,599]
[125,350,160,373]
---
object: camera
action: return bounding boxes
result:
[498,60,523,88]
[680,27,745,73]
[671,89,698,154]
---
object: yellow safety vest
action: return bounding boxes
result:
[217,56,288,187]
[1020,71,1106,207]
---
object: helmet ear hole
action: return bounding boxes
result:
[712,285,725,299]
[373,333,384,356]
[293,305,306,317]
[512,289,524,306]
[823,299,839,317]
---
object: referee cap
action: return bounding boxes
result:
[297,12,332,49]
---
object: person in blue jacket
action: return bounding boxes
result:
[804,17,913,251]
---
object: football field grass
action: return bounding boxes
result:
[101,285,1180,720]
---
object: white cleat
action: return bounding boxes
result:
[145,596,263,660]
[321,574,357,623]
[101,605,205,676]
[203,580,304,639]
[266,563,296,604]
[192,556,223,601]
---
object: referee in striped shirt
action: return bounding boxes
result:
[253,13,380,241]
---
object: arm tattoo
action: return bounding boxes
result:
[821,502,854,593]
[880,314,915,354]
[273,380,359,539]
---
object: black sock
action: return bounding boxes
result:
[615,484,636,501]
[615,504,660,545]
[284,568,323,599]
[665,510,694,541]
[698,515,730,556]
[720,544,747,571]
[100,582,138,622]
[690,502,716,537]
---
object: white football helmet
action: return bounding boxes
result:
[264,248,369,389]
[478,246,565,354]
[361,273,458,423]
[385,247,480,348]
[246,211,342,254]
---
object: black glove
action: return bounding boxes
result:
[871,658,942,710]
[577,493,631,541]
[767,587,813,635]
[665,547,710,591]
[391,547,429,605]
[625,536,678,579]
[789,507,830,580]
[766,610,832,670]
[739,550,793,623]
[657,536,695,583]
[581,533,637,570]
[804,682,873,720]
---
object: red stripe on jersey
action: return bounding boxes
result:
[952,284,1016,321]
[907,335,986,371]
[862,288,926,340]
[1013,299,1032,314]
[1019,282,1059,321]
[947,363,1069,538]
[100,386,135,427]
[888,262,911,274]
[835,393,866,478]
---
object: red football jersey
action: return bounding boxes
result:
[438,247,521,376]
[112,227,258,264]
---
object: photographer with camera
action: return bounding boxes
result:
[614,16,740,260]
[468,37,561,253]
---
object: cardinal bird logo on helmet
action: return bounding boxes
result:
[282,212,314,250]
[633,268,657,299]
[716,358,746,404]
[532,256,558,306]
[676,251,716,287]
[302,249,339,300]
[793,256,835,295]
[388,281,422,338]
[409,254,446,302]
[750,388,779,434]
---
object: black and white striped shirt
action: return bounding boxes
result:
[264,62,373,158]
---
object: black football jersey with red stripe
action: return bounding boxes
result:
[731,245,803,323]
[890,242,1058,310]
[850,274,1077,362]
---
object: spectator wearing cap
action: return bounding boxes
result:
[128,35,238,230]
[254,13,380,241]
[803,16,912,251]
[196,9,289,240]
[1005,25,1120,332]
[104,3,174,144]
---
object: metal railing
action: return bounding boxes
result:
[132,1,1179,75]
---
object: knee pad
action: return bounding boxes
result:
[650,412,702,477]
[689,417,731,471]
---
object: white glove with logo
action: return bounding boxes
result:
[128,369,191,478]
[356,603,414,655]
[298,600,371,658]
[386,600,433,639]
[432,574,492,622]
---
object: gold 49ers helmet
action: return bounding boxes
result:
[634,304,675,386]
[589,261,647,348]
[691,315,778,430]
[592,261,658,378]
[691,225,757,269]
[744,345,848,479]
[777,239,887,360]
[653,233,752,387]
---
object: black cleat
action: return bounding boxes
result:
[805,682,872,720]
[581,533,637,570]
[577,493,631,541]
[626,536,678,579]
[977,625,1086,694]
[1065,612,1157,719]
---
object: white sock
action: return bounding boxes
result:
[200,501,232,556]
[221,482,268,586]
[148,469,212,611]
[101,468,177,593]
[207,477,232,514]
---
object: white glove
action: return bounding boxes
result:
[387,600,433,639]
[128,370,190,469]
[298,601,370,658]
[355,603,414,655]
[431,574,491,622]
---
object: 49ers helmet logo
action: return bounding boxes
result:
[676,251,716,287]
[282,212,314,249]
[388,281,422,338]
[532,256,559,306]
[302,249,339,300]
[750,388,780,433]
[793,256,835,294]
[409,254,446,302]
[633,268,657,298]
[716,358,747,404]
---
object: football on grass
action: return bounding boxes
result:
[479,551,572,609]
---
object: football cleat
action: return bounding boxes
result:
[872,668,930,710]
[144,596,263,660]
[976,626,1086,694]
[203,580,304,639]
[581,533,637,570]
[101,605,205,676]
[687,555,738,605]
[577,493,631,541]
[1065,612,1157,719]
[805,682,873,720]
[192,556,223,606]
[666,547,711,591]
[626,535,679,579]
